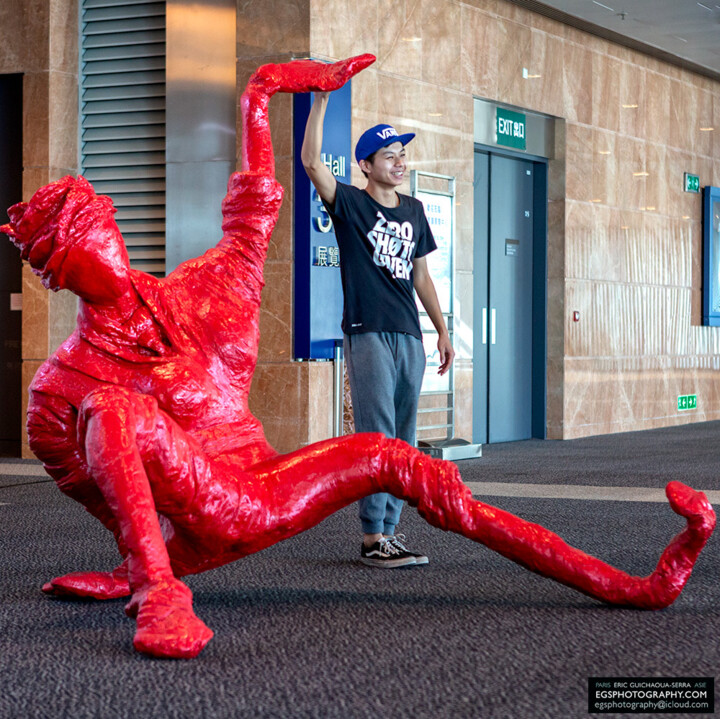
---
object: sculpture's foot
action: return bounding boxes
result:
[125,578,213,659]
[666,480,716,537]
[42,564,130,600]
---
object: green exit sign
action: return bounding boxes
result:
[677,394,698,411]
[496,108,526,150]
[684,172,700,193]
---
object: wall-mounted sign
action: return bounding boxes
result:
[702,185,720,326]
[496,108,526,151]
[412,172,455,399]
[684,172,700,193]
[293,78,351,359]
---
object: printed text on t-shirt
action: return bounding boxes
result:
[367,210,415,280]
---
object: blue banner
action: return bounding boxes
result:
[293,78,351,359]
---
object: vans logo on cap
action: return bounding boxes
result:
[376,127,398,140]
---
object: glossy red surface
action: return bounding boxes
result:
[1,55,715,659]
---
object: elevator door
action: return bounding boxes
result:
[473,151,540,444]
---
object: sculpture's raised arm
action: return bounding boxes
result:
[165,54,376,305]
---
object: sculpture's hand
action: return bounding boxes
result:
[254,54,376,95]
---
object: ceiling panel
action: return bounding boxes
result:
[510,0,720,78]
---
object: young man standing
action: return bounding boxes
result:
[302,92,454,568]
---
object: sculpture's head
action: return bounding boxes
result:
[0,176,131,303]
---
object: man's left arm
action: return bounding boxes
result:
[413,256,455,375]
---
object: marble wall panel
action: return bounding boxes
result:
[460,3,498,99]
[454,180,474,272]
[615,135,646,211]
[377,0,423,80]
[453,361,473,441]
[237,0,310,58]
[591,129,616,207]
[525,30,563,118]
[265,0,720,444]
[23,72,51,169]
[644,143,667,216]
[591,54,620,133]
[495,18,531,109]
[21,265,49,364]
[564,123,593,203]
[49,71,78,170]
[547,198,565,279]
[561,41,593,126]
[249,362,305,453]
[454,270,473,362]
[21,360,43,458]
[644,72,670,147]
[668,78,697,152]
[419,0,462,91]
[49,0,78,73]
[48,290,78,355]
[618,62,646,139]
[257,261,294,362]
[21,0,51,71]
[307,361,334,444]
[0,0,27,71]
[309,0,378,61]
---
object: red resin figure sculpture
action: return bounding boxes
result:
[2,55,715,660]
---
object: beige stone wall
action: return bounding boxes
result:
[1,0,79,457]
[3,0,719,456]
[304,0,720,441]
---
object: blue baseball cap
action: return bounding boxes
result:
[354,124,416,164]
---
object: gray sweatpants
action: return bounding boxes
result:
[344,331,426,535]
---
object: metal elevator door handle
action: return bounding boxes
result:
[491,308,496,345]
[482,308,487,344]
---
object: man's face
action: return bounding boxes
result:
[361,141,407,186]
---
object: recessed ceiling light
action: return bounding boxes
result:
[633,171,649,177]
[697,2,712,10]
[622,103,639,108]
[700,127,714,131]
[593,1,615,11]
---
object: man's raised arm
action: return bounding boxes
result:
[301,92,337,205]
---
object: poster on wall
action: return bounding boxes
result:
[413,173,455,397]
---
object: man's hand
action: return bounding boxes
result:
[437,332,455,376]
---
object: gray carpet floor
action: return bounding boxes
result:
[1,422,719,719]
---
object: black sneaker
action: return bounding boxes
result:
[388,534,429,565]
[360,537,416,568]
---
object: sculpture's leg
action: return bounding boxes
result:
[25,396,132,598]
[79,387,213,658]
[247,434,715,609]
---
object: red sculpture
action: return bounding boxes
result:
[2,55,715,659]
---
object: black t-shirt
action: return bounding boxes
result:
[324,182,436,339]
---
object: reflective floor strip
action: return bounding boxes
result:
[465,481,720,505]
[0,463,47,477]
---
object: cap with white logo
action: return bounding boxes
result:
[354,124,416,164]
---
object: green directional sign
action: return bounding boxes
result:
[496,108,526,150]
[677,394,697,411]
[684,172,700,193]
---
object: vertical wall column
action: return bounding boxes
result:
[20,0,79,458]
[165,0,236,271]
